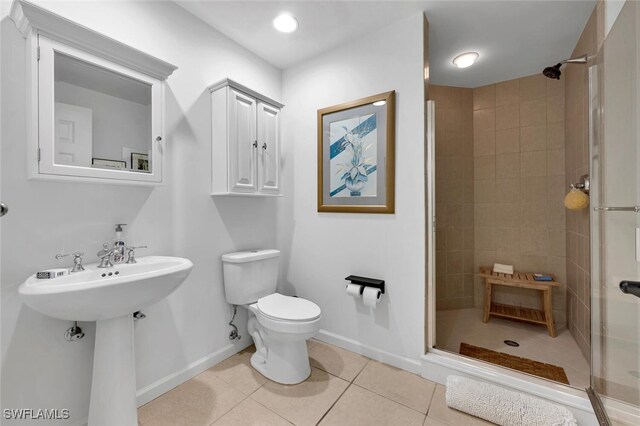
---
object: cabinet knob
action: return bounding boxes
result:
[262,142,268,150]
[156,136,163,142]
[253,140,258,148]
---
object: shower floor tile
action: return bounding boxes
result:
[436,307,590,389]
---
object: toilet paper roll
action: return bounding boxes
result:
[362,286,382,308]
[346,284,363,298]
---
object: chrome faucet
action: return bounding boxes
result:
[125,246,147,264]
[55,252,85,273]
[97,242,114,268]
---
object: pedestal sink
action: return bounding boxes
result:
[19,256,193,426]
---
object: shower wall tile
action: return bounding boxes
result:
[519,74,547,101]
[496,105,519,130]
[520,99,547,126]
[496,79,519,106]
[430,85,475,310]
[471,73,567,329]
[520,125,547,152]
[495,128,520,154]
[496,153,521,178]
[473,84,495,110]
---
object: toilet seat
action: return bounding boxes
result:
[257,293,321,322]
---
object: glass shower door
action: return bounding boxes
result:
[590,0,640,422]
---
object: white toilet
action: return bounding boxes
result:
[222,249,321,384]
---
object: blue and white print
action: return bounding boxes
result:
[329,113,377,197]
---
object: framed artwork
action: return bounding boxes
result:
[91,158,126,170]
[317,91,395,213]
[131,152,149,172]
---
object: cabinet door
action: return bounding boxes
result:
[257,102,280,194]
[228,89,258,193]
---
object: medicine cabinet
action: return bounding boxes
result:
[10,0,177,185]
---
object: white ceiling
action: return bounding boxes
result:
[176,0,596,88]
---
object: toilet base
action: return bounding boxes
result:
[250,338,311,384]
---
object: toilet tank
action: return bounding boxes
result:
[221,249,280,305]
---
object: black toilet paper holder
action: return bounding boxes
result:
[345,275,385,294]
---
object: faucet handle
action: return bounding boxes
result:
[55,251,84,260]
[55,251,85,273]
[97,242,110,257]
[126,246,147,264]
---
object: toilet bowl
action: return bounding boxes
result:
[221,250,322,384]
[245,293,321,384]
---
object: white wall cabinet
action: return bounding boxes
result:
[210,79,283,196]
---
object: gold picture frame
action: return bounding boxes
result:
[317,90,395,213]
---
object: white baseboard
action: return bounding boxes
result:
[316,329,421,374]
[136,341,250,406]
[421,349,598,425]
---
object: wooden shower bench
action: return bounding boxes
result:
[479,267,560,337]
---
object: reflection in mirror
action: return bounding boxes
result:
[54,52,152,173]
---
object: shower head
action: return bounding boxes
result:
[542,54,588,80]
[543,63,563,80]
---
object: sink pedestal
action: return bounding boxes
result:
[88,315,138,426]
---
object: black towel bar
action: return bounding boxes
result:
[345,275,385,294]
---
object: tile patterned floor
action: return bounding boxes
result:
[138,340,492,426]
[435,308,590,389]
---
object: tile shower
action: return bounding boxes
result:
[431,55,592,386]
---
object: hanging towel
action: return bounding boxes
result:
[445,375,577,426]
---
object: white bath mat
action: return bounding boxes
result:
[445,375,577,426]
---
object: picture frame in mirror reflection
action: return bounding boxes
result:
[317,90,395,213]
[91,158,126,170]
[131,152,150,172]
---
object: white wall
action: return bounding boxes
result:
[1,1,282,423]
[279,12,426,367]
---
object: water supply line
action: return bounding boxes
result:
[228,304,241,340]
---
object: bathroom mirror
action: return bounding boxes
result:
[29,30,175,185]
[54,52,152,173]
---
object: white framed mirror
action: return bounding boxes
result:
[10,0,177,185]
[38,37,162,184]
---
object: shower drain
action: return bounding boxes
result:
[504,340,520,347]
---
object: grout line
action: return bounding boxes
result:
[425,384,439,418]
[349,382,429,417]
[250,398,296,425]
[207,385,249,426]
[314,381,353,426]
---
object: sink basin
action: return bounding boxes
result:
[19,256,193,321]
[19,255,193,426]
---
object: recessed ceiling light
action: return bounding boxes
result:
[452,52,479,69]
[373,100,386,106]
[273,14,298,33]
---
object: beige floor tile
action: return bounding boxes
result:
[209,351,268,395]
[213,398,292,426]
[138,370,246,426]
[319,384,425,426]
[354,361,436,414]
[251,368,349,426]
[309,341,369,382]
[427,385,492,426]
[424,417,450,426]
[307,339,320,351]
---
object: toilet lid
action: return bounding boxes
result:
[257,293,321,322]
